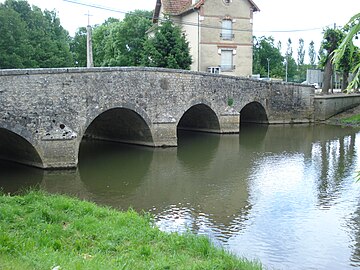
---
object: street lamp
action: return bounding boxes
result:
[266,58,270,79]
[284,59,288,82]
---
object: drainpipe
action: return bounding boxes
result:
[197,8,200,71]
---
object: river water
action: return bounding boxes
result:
[1,124,360,270]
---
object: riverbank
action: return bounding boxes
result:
[0,191,262,270]
[326,104,360,127]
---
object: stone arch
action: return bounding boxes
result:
[0,126,43,168]
[177,101,221,133]
[240,101,269,124]
[82,105,154,146]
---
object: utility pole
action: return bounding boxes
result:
[85,11,94,68]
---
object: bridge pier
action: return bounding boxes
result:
[151,123,177,147]
[219,112,240,133]
[39,140,79,169]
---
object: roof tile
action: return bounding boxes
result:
[162,0,192,15]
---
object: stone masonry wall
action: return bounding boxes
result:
[0,67,314,168]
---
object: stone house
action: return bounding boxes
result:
[152,0,259,76]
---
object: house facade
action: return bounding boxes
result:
[153,0,259,76]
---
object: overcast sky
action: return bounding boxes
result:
[1,0,359,60]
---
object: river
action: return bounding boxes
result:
[1,124,360,269]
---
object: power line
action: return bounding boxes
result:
[63,0,128,15]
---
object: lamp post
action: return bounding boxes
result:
[285,59,288,82]
[266,58,270,79]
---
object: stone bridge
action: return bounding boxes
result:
[0,67,314,169]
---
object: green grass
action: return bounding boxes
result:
[340,114,360,124]
[0,191,262,270]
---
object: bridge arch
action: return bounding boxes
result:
[177,102,220,133]
[240,102,269,124]
[0,127,43,168]
[83,106,154,146]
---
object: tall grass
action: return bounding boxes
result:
[0,191,262,270]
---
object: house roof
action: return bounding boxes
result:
[153,0,259,22]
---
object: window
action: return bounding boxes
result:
[221,20,233,40]
[221,49,234,71]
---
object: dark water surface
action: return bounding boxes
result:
[1,124,360,270]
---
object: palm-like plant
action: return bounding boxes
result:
[333,13,360,91]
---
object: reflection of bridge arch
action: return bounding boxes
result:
[83,106,154,146]
[0,126,43,168]
[177,103,220,133]
[240,102,268,124]
[78,140,154,201]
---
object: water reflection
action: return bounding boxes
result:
[351,199,360,267]
[0,125,360,269]
[0,161,43,193]
[239,123,268,150]
[177,130,220,171]
[314,133,357,207]
[78,139,154,206]
[227,125,360,270]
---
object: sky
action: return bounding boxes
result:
[1,0,359,62]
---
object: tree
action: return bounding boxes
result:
[90,11,152,67]
[319,27,344,93]
[297,38,305,66]
[294,38,306,82]
[308,41,316,67]
[92,18,117,66]
[141,19,192,69]
[253,36,284,78]
[286,38,293,58]
[103,10,152,67]
[0,0,73,68]
[0,6,31,68]
[333,13,360,90]
[70,27,87,67]
[284,38,297,82]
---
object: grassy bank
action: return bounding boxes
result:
[340,114,360,125]
[0,191,262,270]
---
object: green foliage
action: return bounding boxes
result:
[253,36,317,82]
[318,27,346,92]
[297,38,305,66]
[333,13,360,90]
[308,40,317,66]
[319,27,345,68]
[286,38,293,58]
[70,27,87,67]
[92,18,117,67]
[0,0,73,69]
[0,6,30,68]
[141,19,192,69]
[253,36,286,79]
[0,191,262,270]
[92,11,153,67]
